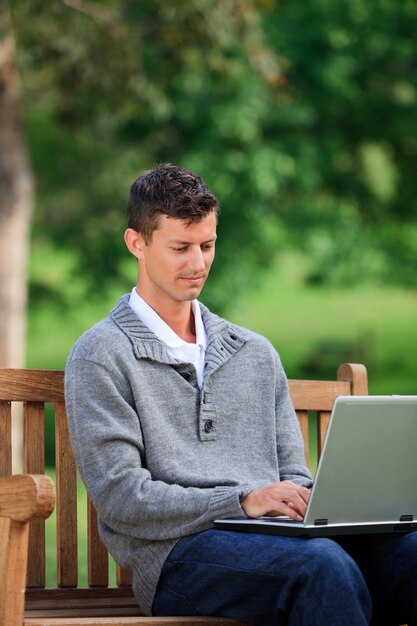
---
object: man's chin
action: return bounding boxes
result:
[176,285,204,302]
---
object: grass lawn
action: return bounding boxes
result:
[227,255,417,395]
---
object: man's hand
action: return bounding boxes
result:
[240,481,311,521]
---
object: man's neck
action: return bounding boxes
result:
[136,288,196,343]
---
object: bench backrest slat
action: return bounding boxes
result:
[24,401,46,588]
[317,410,332,454]
[0,400,12,476]
[117,562,133,587]
[88,496,109,587]
[289,379,350,411]
[55,399,78,588]
[0,368,64,402]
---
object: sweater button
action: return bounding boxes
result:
[203,420,214,433]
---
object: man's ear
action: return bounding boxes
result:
[124,228,146,260]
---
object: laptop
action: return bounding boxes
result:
[215,395,417,537]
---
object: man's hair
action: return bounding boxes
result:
[127,163,219,243]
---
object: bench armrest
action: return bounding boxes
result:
[0,474,55,522]
[0,474,55,626]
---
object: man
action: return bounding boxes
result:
[65,164,417,626]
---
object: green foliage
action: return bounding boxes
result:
[262,0,417,285]
[13,0,287,312]
[11,0,417,314]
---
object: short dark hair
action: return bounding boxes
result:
[127,163,219,243]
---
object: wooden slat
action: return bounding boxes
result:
[0,369,64,402]
[26,609,143,618]
[0,400,12,476]
[24,402,46,588]
[317,410,331,457]
[88,496,109,587]
[25,604,142,618]
[117,565,133,588]
[24,402,45,474]
[25,587,138,614]
[288,379,351,411]
[296,410,309,465]
[24,618,246,625]
[56,400,78,588]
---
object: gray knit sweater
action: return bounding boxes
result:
[65,295,313,615]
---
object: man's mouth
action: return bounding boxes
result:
[180,275,205,283]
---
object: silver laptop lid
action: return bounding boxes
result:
[304,395,417,527]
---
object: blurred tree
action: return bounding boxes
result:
[12,0,285,312]
[263,0,417,285]
[0,2,34,471]
[0,3,33,368]
[7,0,417,327]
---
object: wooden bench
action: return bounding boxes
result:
[0,363,368,625]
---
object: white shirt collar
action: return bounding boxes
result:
[128,288,207,351]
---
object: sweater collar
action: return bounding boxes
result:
[110,294,248,375]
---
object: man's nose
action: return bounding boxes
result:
[188,247,205,272]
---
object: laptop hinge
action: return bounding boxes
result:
[400,514,414,522]
[314,518,328,526]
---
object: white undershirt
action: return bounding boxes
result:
[128,288,208,389]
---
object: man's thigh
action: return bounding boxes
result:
[152,529,370,626]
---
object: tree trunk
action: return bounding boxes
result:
[0,15,33,368]
[0,7,34,471]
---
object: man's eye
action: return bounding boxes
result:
[173,247,187,252]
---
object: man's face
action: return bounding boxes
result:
[128,211,217,308]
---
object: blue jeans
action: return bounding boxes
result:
[152,529,417,625]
